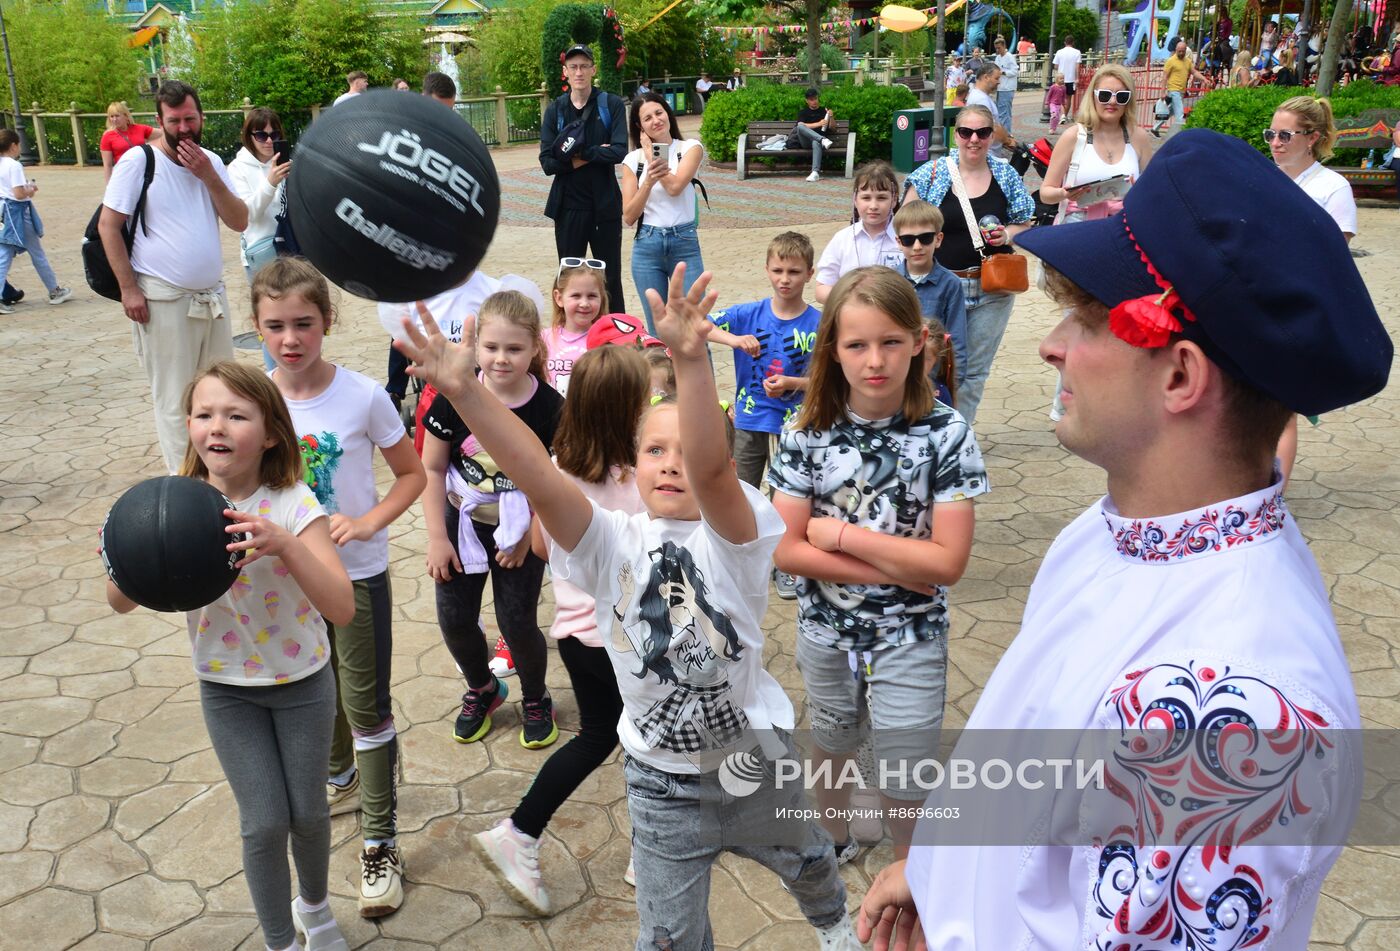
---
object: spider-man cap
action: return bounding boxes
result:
[1015,128,1390,417]
[585,314,667,351]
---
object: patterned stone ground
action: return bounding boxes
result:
[0,106,1396,948]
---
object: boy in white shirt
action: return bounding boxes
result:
[813,160,903,303]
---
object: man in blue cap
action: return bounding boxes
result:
[857,129,1390,950]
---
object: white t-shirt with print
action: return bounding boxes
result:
[103,144,235,291]
[0,156,30,203]
[187,483,331,686]
[543,326,589,395]
[621,138,703,229]
[277,365,406,581]
[551,482,795,774]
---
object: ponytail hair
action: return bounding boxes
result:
[1277,95,1338,161]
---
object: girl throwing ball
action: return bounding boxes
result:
[106,361,356,951]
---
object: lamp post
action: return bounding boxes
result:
[933,0,947,156]
[0,2,35,166]
[1041,0,1058,120]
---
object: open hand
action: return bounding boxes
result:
[395,302,479,402]
[178,138,213,181]
[857,860,927,951]
[648,263,719,361]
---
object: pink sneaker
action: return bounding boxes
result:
[472,819,549,916]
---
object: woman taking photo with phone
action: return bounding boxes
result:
[621,92,705,332]
[230,107,292,286]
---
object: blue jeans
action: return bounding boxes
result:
[625,746,847,950]
[631,221,703,333]
[996,89,1015,133]
[956,277,1016,425]
[0,215,58,294]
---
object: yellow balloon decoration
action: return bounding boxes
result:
[880,5,930,32]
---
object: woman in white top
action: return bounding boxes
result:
[1267,95,1356,242]
[1267,95,1358,484]
[1039,64,1155,223]
[621,93,705,332]
[228,107,293,282]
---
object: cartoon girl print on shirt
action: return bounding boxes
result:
[609,540,747,755]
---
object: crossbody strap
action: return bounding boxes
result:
[945,156,987,260]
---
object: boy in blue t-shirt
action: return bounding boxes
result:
[893,199,967,394]
[707,231,821,490]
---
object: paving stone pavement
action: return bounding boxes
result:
[0,134,1395,949]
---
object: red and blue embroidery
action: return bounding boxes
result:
[1106,490,1286,563]
[1091,662,1335,950]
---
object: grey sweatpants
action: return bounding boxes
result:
[200,664,336,948]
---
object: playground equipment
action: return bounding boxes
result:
[962,1,1019,54]
[1121,0,1188,63]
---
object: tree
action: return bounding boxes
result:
[192,0,426,112]
[4,0,145,111]
[704,0,837,85]
[1315,0,1354,97]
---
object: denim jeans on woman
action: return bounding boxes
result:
[631,221,703,334]
[956,276,1016,425]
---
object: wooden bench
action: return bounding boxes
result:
[1337,167,1398,204]
[736,120,856,180]
[893,75,940,102]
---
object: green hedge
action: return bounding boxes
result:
[700,81,918,164]
[1185,81,1400,166]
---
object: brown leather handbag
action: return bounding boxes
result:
[945,156,1030,294]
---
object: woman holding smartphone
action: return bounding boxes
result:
[230,107,292,285]
[621,92,705,332]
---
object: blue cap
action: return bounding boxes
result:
[1016,128,1390,417]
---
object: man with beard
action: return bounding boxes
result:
[99,80,248,472]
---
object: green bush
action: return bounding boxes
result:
[700,81,918,164]
[797,43,847,74]
[6,0,144,112]
[1186,81,1400,165]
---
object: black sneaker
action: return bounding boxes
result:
[1150,127,1163,139]
[1,286,22,305]
[454,677,508,743]
[519,695,559,749]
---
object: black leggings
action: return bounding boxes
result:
[435,512,548,699]
[511,636,622,839]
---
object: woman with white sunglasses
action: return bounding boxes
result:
[1039,64,1154,225]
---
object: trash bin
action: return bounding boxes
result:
[892,107,941,173]
[653,82,689,116]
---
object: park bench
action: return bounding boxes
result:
[736,120,856,180]
[1333,108,1399,205]
[893,75,940,102]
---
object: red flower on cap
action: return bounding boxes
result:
[1108,223,1197,349]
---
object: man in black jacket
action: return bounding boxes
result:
[540,44,628,311]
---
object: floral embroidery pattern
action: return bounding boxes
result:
[1091,662,1334,950]
[1107,490,1286,563]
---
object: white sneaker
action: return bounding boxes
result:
[820,137,833,149]
[472,819,550,916]
[327,771,360,817]
[0,302,12,315]
[815,911,864,950]
[773,568,799,600]
[834,836,860,866]
[291,897,350,951]
[806,170,821,182]
[47,286,72,305]
[358,843,404,917]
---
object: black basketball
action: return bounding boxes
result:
[100,477,245,613]
[288,90,501,302]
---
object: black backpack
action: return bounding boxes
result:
[81,144,155,301]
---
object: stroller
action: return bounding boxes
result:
[1009,138,1060,227]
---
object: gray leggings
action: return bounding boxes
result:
[200,664,337,948]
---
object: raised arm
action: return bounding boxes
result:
[395,304,592,551]
[647,264,756,545]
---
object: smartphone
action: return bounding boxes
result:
[273,139,292,166]
[650,142,664,161]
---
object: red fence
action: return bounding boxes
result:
[1057,64,1212,129]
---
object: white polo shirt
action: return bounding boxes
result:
[815,221,904,287]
